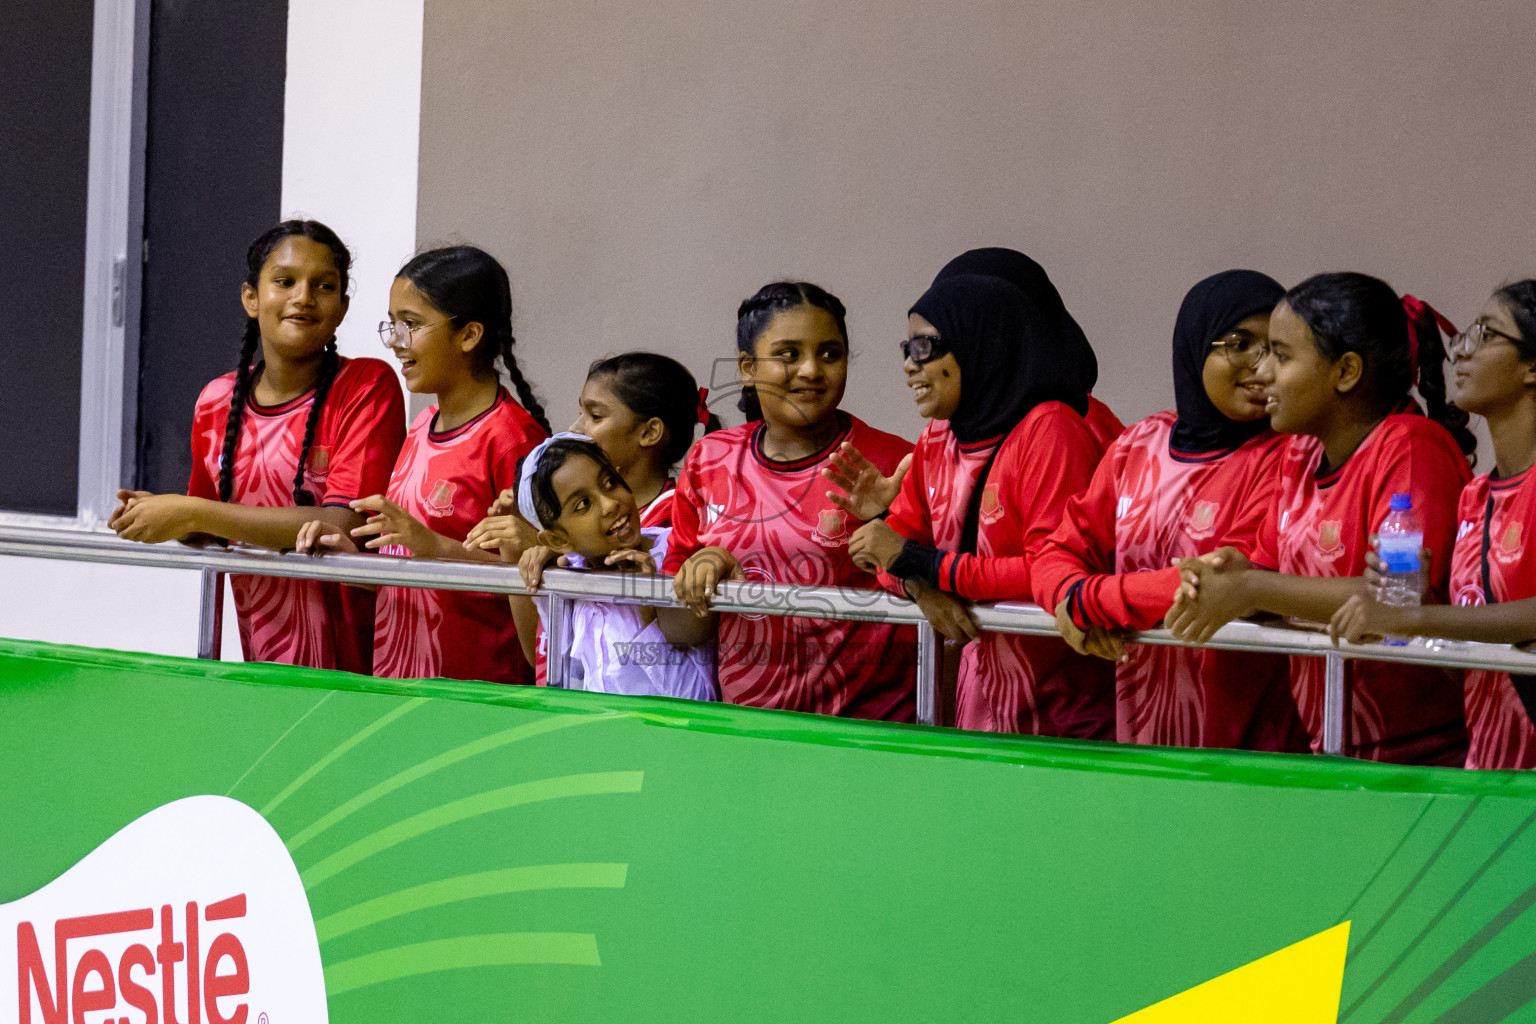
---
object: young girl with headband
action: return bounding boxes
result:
[1168,272,1475,764]
[507,433,716,700]
[111,220,404,673]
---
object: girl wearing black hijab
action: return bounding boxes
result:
[1033,269,1309,752]
[845,273,1115,738]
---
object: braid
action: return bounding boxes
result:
[292,339,341,505]
[499,330,552,434]
[1411,306,1477,460]
[218,319,261,502]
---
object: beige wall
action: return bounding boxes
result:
[417,0,1536,444]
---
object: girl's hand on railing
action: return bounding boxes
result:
[349,495,440,556]
[108,489,151,531]
[464,514,538,558]
[907,579,980,644]
[1328,594,1393,647]
[108,493,197,544]
[673,547,741,617]
[822,444,912,521]
[295,519,358,554]
[1167,556,1253,645]
[518,544,562,591]
[603,547,657,574]
[1053,599,1129,662]
[848,519,906,573]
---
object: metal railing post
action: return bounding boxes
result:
[1322,651,1346,755]
[197,568,224,660]
[545,593,570,688]
[915,622,937,726]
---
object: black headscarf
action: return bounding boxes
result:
[933,247,1098,394]
[909,274,1091,445]
[1170,269,1286,454]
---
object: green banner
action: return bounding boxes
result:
[1,637,1534,1022]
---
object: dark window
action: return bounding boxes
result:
[0,0,95,514]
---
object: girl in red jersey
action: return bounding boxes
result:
[842,273,1114,737]
[665,281,918,720]
[1331,281,1536,769]
[298,246,551,684]
[1168,272,1476,765]
[1032,269,1308,752]
[110,220,404,673]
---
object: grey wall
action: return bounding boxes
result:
[417,0,1536,442]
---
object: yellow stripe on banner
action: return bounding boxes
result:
[1111,922,1350,1024]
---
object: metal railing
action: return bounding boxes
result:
[7,522,1536,754]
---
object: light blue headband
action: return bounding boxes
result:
[516,431,594,531]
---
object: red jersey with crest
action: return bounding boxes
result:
[188,357,405,673]
[663,414,917,720]
[373,389,546,684]
[1449,467,1536,769]
[883,403,1115,738]
[1251,413,1471,765]
[1032,412,1307,751]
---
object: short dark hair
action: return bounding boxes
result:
[519,437,626,530]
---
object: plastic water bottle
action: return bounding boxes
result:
[1375,494,1423,646]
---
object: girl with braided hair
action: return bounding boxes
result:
[298,245,549,684]
[110,219,405,673]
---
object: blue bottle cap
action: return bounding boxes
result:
[1389,493,1412,511]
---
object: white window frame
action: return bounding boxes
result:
[2,0,149,532]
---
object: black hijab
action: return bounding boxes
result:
[909,274,1091,445]
[1170,269,1285,454]
[933,247,1098,394]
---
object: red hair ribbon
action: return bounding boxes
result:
[1400,294,1458,387]
[696,387,711,426]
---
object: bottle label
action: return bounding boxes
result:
[1378,534,1423,573]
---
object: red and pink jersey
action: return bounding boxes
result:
[883,403,1115,738]
[1449,466,1536,770]
[1251,413,1472,765]
[188,357,404,673]
[1032,411,1306,751]
[373,389,547,685]
[663,414,917,720]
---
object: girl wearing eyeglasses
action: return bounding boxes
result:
[108,220,404,674]
[840,272,1115,737]
[298,245,550,684]
[1032,270,1308,752]
[1167,272,1475,765]
[1330,280,1536,769]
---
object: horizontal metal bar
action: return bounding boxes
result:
[5,523,1536,676]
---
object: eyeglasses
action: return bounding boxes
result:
[1209,330,1270,370]
[901,334,950,364]
[378,318,453,349]
[1451,321,1523,360]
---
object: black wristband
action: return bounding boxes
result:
[889,539,943,589]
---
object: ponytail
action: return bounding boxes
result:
[397,245,552,434]
[1403,296,1476,460]
[220,219,352,505]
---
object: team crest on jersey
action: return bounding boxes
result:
[424,479,456,518]
[1315,519,1344,561]
[1494,521,1525,565]
[978,484,1003,525]
[308,445,330,474]
[815,508,849,547]
[1187,500,1219,540]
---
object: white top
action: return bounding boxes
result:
[536,528,717,702]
